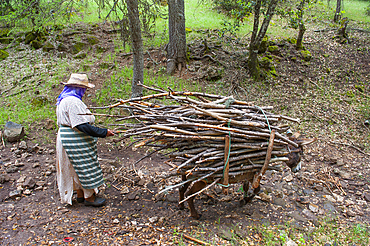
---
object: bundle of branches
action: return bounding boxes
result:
[95,84,301,193]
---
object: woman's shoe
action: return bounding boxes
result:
[84,197,106,207]
[77,197,85,203]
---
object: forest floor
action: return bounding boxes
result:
[0,21,370,245]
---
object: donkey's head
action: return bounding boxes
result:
[284,133,316,173]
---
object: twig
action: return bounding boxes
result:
[179,178,221,205]
[183,234,211,245]
[329,140,370,156]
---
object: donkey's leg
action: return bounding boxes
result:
[240,181,250,206]
[184,181,207,219]
[179,175,190,210]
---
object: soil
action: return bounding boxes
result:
[1,20,370,245]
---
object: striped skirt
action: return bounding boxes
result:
[59,126,104,189]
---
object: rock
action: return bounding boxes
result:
[273,197,287,207]
[31,40,42,49]
[323,201,337,213]
[9,190,22,198]
[333,193,344,203]
[285,239,298,246]
[57,43,68,52]
[71,41,88,54]
[120,186,130,195]
[42,41,55,52]
[18,141,27,150]
[309,203,319,213]
[346,210,356,217]
[302,209,317,220]
[23,189,32,195]
[0,49,9,60]
[4,121,25,142]
[86,35,99,45]
[24,32,37,44]
[0,174,10,183]
[23,177,36,188]
[112,218,120,224]
[149,216,159,223]
[283,174,293,182]
[289,211,307,222]
[31,95,49,106]
[364,192,370,202]
[323,195,336,203]
[338,170,351,179]
[127,192,137,201]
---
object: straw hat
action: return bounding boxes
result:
[61,73,95,88]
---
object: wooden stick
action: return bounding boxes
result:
[183,234,211,246]
[179,178,221,205]
[252,130,275,189]
[222,135,230,195]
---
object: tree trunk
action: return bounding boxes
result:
[334,0,341,23]
[125,0,144,98]
[248,0,278,80]
[167,0,186,75]
[296,0,306,50]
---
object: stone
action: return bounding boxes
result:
[283,174,293,182]
[273,197,287,207]
[258,193,272,202]
[323,195,336,203]
[0,174,10,183]
[302,209,317,220]
[31,95,49,106]
[6,166,19,173]
[309,203,319,213]
[23,189,32,195]
[4,121,24,142]
[18,141,27,150]
[285,239,298,246]
[338,170,351,179]
[289,211,307,222]
[24,32,37,44]
[303,189,314,195]
[31,40,42,49]
[127,192,137,200]
[323,201,337,213]
[112,218,120,224]
[23,177,36,188]
[42,41,55,52]
[364,192,370,202]
[149,216,159,223]
[86,35,99,45]
[166,194,178,203]
[71,41,88,54]
[9,190,22,198]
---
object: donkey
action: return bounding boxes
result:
[178,135,315,219]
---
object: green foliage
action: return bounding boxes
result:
[300,49,312,61]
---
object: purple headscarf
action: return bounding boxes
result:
[56,85,87,106]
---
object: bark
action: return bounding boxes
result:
[125,0,143,98]
[296,0,306,50]
[167,0,186,75]
[334,0,341,23]
[248,0,278,80]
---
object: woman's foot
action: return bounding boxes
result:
[76,189,84,203]
[84,194,106,207]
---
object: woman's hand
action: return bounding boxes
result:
[106,129,115,137]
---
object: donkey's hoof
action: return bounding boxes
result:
[190,214,202,220]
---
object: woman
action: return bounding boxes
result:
[56,73,114,207]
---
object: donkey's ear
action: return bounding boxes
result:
[296,138,317,146]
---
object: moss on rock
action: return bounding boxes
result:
[74,51,87,59]
[268,45,279,54]
[31,40,42,49]
[71,41,88,54]
[42,41,55,52]
[86,35,99,45]
[0,49,9,60]
[25,32,37,44]
[300,50,312,61]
